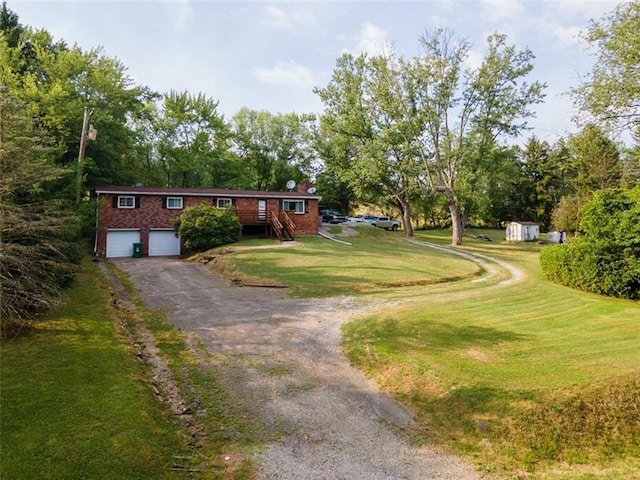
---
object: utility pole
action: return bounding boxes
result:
[76,106,95,204]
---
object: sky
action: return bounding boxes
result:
[9,0,629,144]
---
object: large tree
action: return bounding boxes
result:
[0,92,80,336]
[155,90,232,188]
[411,31,545,244]
[567,123,621,194]
[572,1,640,133]
[316,52,420,235]
[231,108,316,191]
[1,6,153,198]
[317,31,544,244]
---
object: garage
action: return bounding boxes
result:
[148,230,181,257]
[106,230,140,258]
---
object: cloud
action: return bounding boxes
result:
[263,6,316,29]
[253,61,315,88]
[464,49,484,71]
[549,24,583,48]
[351,22,390,56]
[479,0,524,19]
[165,0,194,34]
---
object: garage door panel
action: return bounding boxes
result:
[106,230,140,258]
[149,230,180,256]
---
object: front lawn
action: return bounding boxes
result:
[218,228,640,479]
[0,261,192,479]
[216,226,481,297]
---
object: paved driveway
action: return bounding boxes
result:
[114,257,479,480]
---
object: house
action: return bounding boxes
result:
[505,221,540,242]
[94,184,321,258]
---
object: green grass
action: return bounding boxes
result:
[340,229,640,478]
[219,227,639,478]
[6,229,635,480]
[0,260,191,479]
[224,226,481,296]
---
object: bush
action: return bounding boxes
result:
[541,187,640,299]
[173,204,241,252]
[541,241,639,299]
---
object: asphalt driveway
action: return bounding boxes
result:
[113,257,479,480]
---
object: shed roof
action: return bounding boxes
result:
[508,221,539,226]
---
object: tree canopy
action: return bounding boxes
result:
[572,1,640,133]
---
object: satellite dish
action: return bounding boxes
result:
[307,187,317,194]
[286,180,296,191]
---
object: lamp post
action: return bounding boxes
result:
[76,106,96,204]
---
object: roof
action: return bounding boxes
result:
[95,185,322,200]
[508,221,539,226]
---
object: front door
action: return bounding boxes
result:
[258,199,266,220]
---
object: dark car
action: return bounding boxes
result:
[320,210,348,224]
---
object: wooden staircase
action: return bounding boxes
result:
[271,212,295,241]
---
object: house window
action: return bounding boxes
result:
[216,198,232,208]
[166,197,183,209]
[282,200,304,214]
[118,196,135,209]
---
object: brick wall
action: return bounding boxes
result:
[96,194,319,256]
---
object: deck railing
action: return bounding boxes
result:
[233,208,295,241]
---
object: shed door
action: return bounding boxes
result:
[106,230,140,258]
[148,230,181,256]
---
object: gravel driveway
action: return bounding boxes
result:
[113,257,480,480]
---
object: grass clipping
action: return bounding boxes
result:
[190,247,288,288]
[502,372,640,468]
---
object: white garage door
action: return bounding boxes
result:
[106,230,140,258]
[148,230,181,256]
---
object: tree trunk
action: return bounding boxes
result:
[399,197,413,237]
[402,207,414,237]
[449,200,464,246]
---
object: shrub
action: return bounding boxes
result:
[173,204,241,252]
[541,187,640,299]
[541,241,639,299]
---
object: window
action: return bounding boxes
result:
[118,196,135,209]
[216,198,232,208]
[166,197,183,209]
[282,200,304,214]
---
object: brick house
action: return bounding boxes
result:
[94,184,321,257]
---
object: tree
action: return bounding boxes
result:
[567,124,621,193]
[572,1,640,132]
[231,108,316,192]
[518,136,566,229]
[0,92,80,336]
[411,31,545,244]
[316,51,430,238]
[156,90,234,188]
[1,7,153,198]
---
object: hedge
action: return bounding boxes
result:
[540,241,639,299]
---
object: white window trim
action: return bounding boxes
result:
[283,199,305,214]
[166,197,183,209]
[118,195,135,209]
[216,198,232,208]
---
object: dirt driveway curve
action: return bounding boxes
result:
[114,257,480,480]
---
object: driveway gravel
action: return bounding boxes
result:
[113,257,480,480]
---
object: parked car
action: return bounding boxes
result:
[360,215,379,224]
[371,216,401,230]
[320,210,348,224]
[347,214,375,223]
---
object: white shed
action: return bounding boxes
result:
[505,221,540,242]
